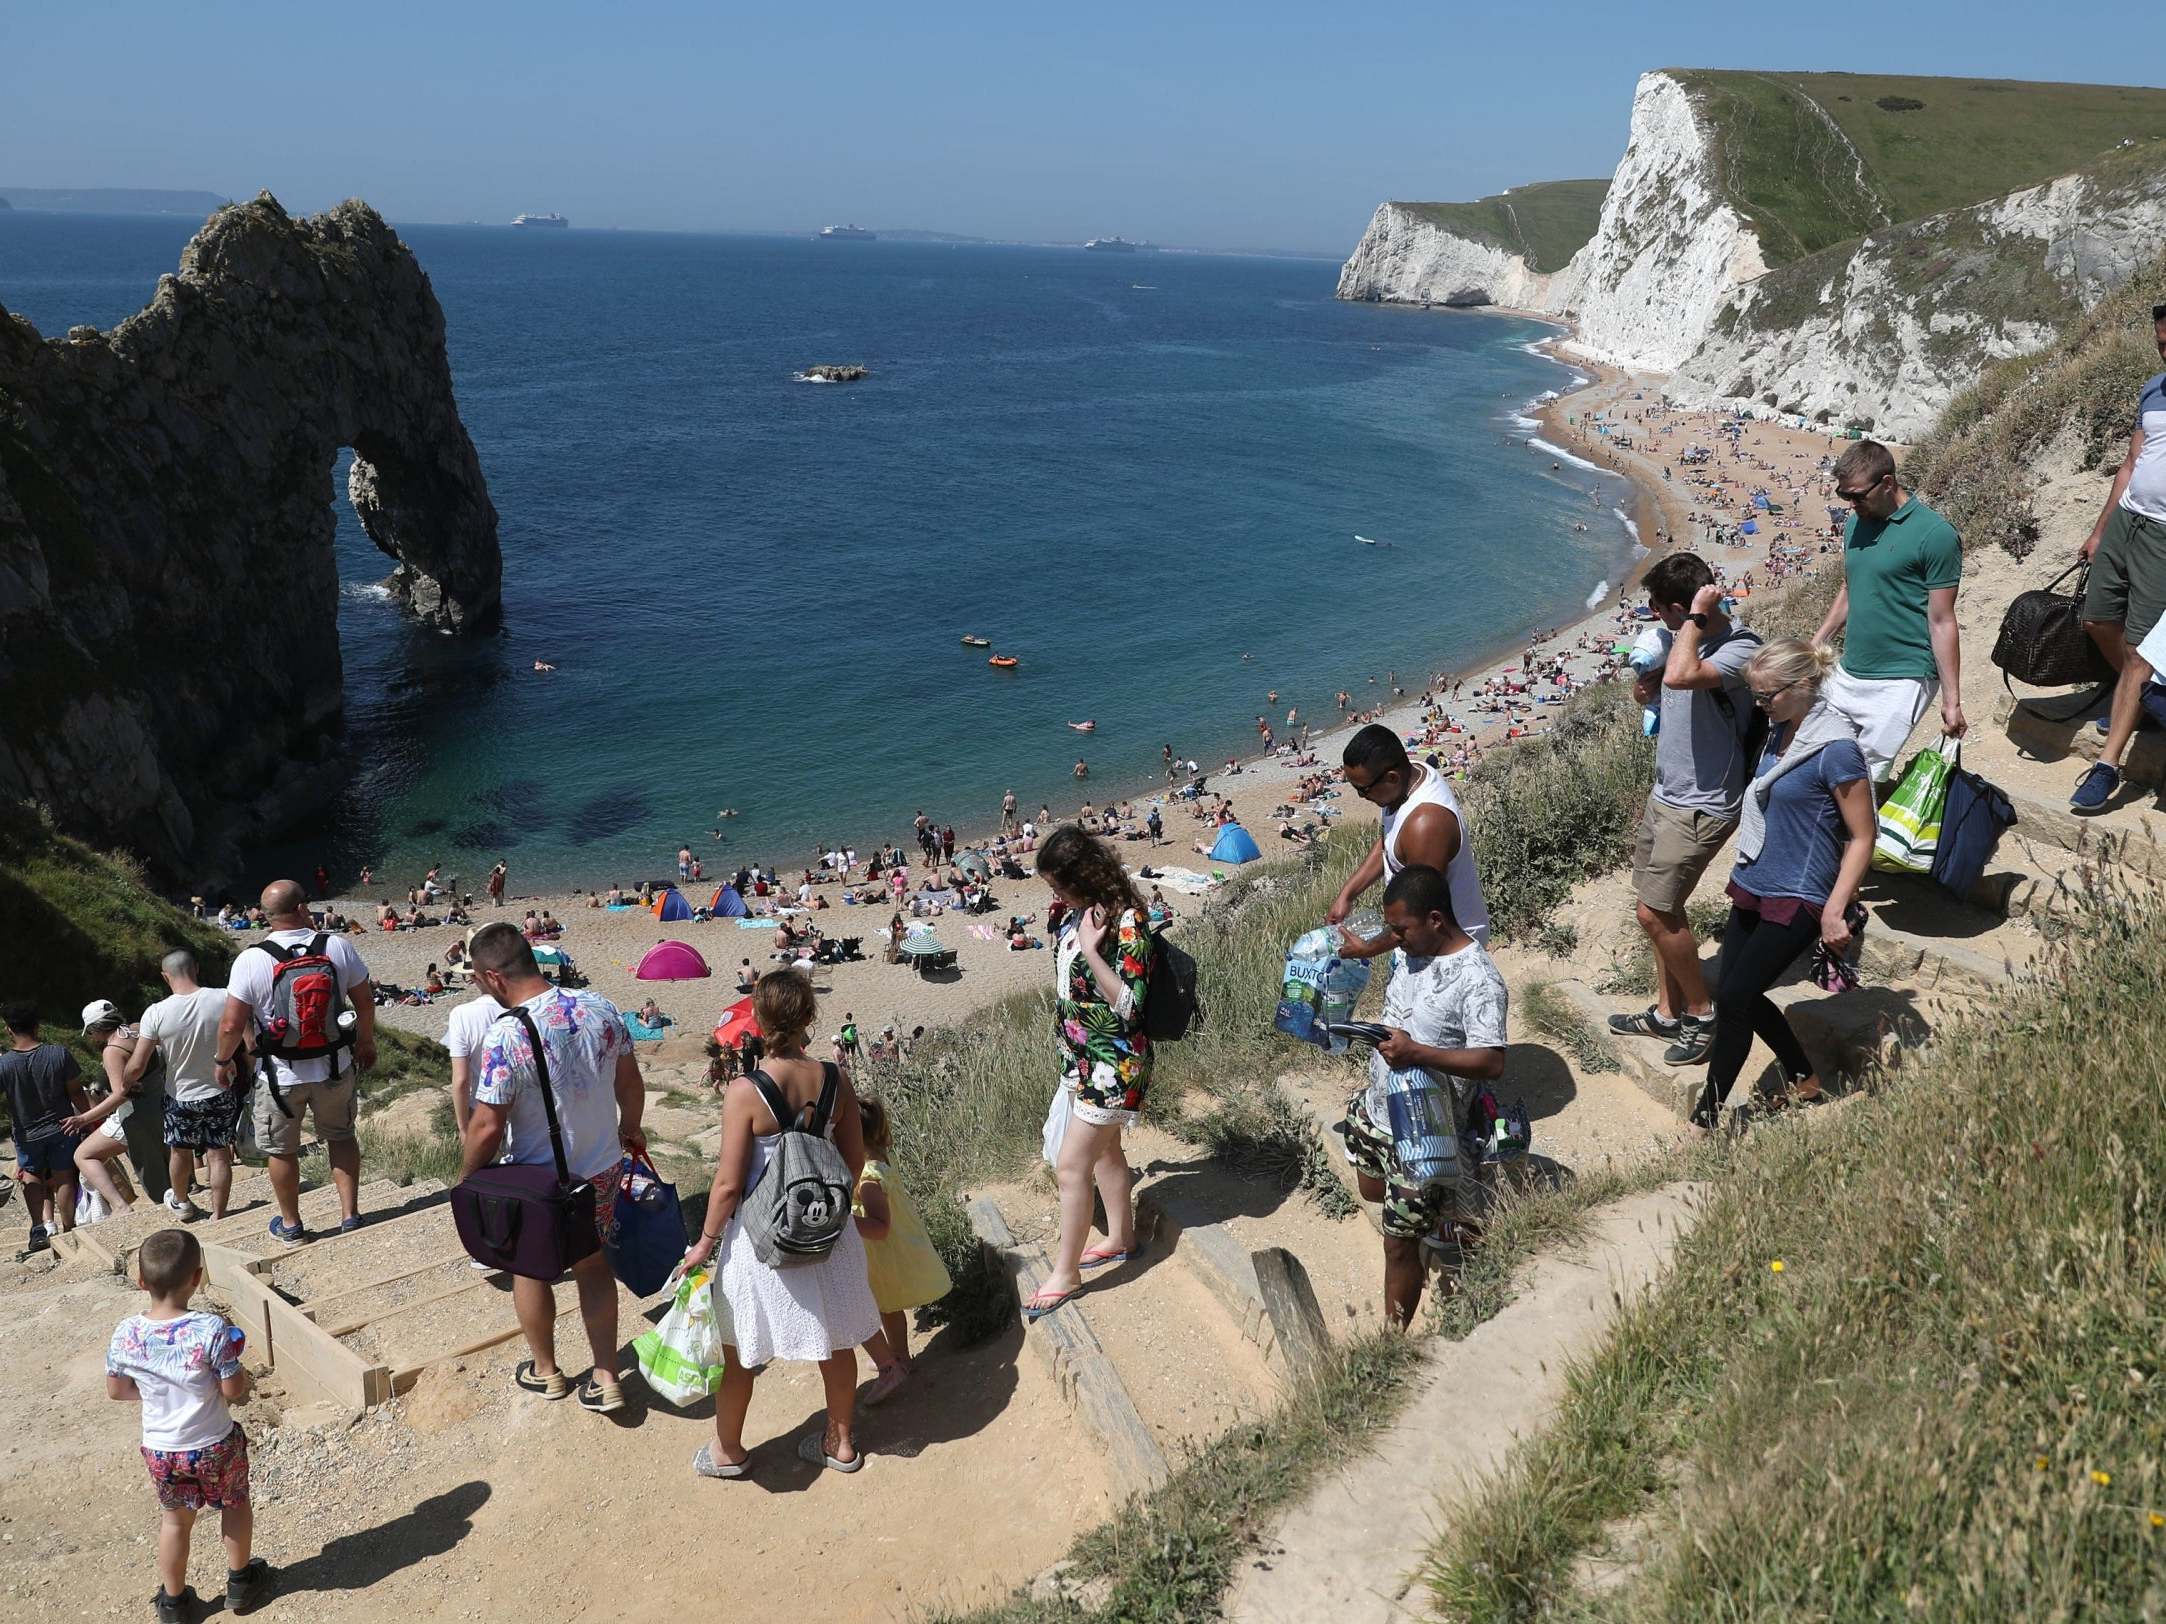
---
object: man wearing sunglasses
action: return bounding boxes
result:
[2070,302,2166,813]
[1810,440,1966,780]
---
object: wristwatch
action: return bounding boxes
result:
[1686,612,1710,630]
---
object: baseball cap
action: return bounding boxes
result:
[80,999,120,1032]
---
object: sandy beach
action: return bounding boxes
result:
[327,340,1852,1060]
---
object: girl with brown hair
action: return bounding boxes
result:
[1025,825,1155,1321]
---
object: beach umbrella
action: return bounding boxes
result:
[896,934,944,957]
[955,851,991,879]
[713,997,760,1048]
[531,943,572,967]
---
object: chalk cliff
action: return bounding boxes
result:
[1338,69,2166,434]
[1671,152,2166,439]
[1335,203,1583,311]
[0,192,500,878]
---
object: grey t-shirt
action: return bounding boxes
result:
[1652,627,1761,820]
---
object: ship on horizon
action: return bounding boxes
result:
[1085,235,1158,252]
[511,212,568,229]
[819,224,877,240]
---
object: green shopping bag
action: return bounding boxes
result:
[633,1264,727,1405]
[1872,737,1956,874]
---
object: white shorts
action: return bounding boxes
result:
[1822,665,1935,782]
[98,1107,131,1142]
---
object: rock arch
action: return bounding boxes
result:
[0,193,501,877]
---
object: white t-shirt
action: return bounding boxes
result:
[472,987,631,1182]
[1365,941,1510,1119]
[226,929,372,1086]
[2120,372,2166,524]
[139,987,230,1104]
[443,994,510,1063]
[107,1311,239,1451]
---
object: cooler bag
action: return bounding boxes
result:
[450,1008,599,1280]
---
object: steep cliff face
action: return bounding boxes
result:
[1335,203,1575,310]
[1560,72,1767,372]
[0,192,500,878]
[1671,151,2166,439]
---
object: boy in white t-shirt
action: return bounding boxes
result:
[106,1228,273,1620]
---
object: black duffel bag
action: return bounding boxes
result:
[450,1006,599,1280]
[1992,560,2116,693]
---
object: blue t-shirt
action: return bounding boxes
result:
[1731,738,1869,907]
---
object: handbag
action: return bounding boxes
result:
[1930,761,2019,900]
[1992,560,2115,717]
[606,1151,687,1297]
[1873,737,1957,874]
[449,1007,599,1280]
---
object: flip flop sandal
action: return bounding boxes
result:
[1607,1005,1681,1039]
[797,1431,865,1472]
[1024,1287,1078,1322]
[514,1360,569,1400]
[1078,1247,1133,1270]
[691,1443,750,1479]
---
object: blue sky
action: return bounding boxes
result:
[4,1,2158,253]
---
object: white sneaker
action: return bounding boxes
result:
[163,1191,206,1223]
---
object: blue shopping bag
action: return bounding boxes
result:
[1929,764,2017,900]
[606,1154,687,1297]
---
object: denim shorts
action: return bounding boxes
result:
[13,1133,83,1179]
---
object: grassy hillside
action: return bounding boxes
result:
[0,796,444,1119]
[1395,179,1610,274]
[1671,69,2166,265]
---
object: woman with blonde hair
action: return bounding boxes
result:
[1024,825,1155,1320]
[1690,639,1875,1131]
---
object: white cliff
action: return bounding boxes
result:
[1334,201,1580,312]
[1559,72,1767,372]
[1669,156,2166,440]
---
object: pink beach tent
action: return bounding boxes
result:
[635,939,711,981]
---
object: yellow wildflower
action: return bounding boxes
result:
[2092,1470,2112,1487]
[1769,1260,1785,1274]
[2034,1456,2049,1471]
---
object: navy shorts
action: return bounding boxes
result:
[14,1134,83,1179]
[164,1091,246,1152]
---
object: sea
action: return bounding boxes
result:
[0,212,1637,891]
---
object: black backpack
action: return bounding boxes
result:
[1143,933,1203,1043]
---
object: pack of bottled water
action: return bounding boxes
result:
[1272,914,1381,1052]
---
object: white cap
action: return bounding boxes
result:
[80,999,120,1032]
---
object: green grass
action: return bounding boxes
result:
[356,1095,464,1187]
[1422,875,2166,1621]
[1669,70,2166,267]
[1519,981,1618,1076]
[1395,180,1611,274]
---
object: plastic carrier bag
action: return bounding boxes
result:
[633,1265,726,1405]
[1873,737,1956,874]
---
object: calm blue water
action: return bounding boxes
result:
[0,212,1632,888]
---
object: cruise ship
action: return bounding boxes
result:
[1084,235,1139,252]
[819,224,877,240]
[511,212,568,229]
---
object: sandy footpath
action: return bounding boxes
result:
[315,348,1850,1059]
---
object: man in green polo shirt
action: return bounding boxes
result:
[1811,439,1966,780]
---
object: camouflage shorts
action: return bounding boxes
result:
[1341,1090,1461,1241]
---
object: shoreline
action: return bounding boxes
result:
[330,334,1849,1052]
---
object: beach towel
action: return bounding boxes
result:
[624,1013,673,1040]
[736,918,780,930]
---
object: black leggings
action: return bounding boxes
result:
[1691,904,1818,1127]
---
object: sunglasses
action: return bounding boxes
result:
[1834,472,1887,504]
[1749,678,1803,706]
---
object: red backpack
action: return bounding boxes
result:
[255,933,354,1067]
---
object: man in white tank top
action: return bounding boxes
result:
[1329,724,1490,954]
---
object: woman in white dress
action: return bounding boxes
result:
[677,968,881,1478]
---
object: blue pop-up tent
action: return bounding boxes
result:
[1209,823,1262,864]
[653,887,694,923]
[1739,519,1759,536]
[708,884,748,917]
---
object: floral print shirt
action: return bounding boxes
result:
[1054,906,1154,1108]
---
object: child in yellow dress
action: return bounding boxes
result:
[851,1098,953,1406]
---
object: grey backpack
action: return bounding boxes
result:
[743,1065,855,1267]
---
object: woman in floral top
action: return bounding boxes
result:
[1026,826,1154,1320]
